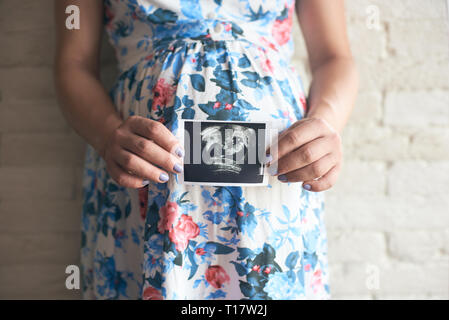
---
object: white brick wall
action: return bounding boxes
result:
[295,0,449,299]
[0,0,448,299]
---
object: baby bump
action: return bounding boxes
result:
[111,38,307,129]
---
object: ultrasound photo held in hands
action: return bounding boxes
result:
[180,120,270,186]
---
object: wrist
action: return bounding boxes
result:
[306,101,341,133]
[97,114,123,159]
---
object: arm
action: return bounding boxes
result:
[267,0,358,191]
[298,0,358,132]
[54,0,183,188]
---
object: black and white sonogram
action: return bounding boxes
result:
[181,120,269,186]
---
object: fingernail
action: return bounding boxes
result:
[264,154,273,164]
[267,165,277,176]
[175,147,184,158]
[159,173,169,182]
[278,174,287,182]
[303,184,311,190]
[142,180,150,187]
[173,163,183,173]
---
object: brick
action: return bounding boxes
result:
[387,161,449,198]
[327,263,378,296]
[347,91,383,125]
[0,67,55,101]
[329,262,449,296]
[342,125,409,161]
[327,231,388,263]
[384,91,449,127]
[0,133,86,166]
[345,0,448,21]
[0,233,80,265]
[0,28,54,67]
[0,264,81,299]
[386,59,449,91]
[327,161,386,196]
[348,19,388,62]
[0,0,55,32]
[388,19,449,64]
[0,200,82,233]
[0,100,68,133]
[325,194,449,231]
[0,167,75,200]
[379,262,449,295]
[387,230,448,262]
[409,128,449,161]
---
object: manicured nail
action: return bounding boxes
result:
[303,184,311,190]
[267,165,277,176]
[142,180,150,187]
[159,173,169,182]
[173,163,183,173]
[264,154,273,164]
[175,147,184,158]
[278,174,287,182]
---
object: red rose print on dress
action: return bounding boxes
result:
[142,286,163,300]
[168,214,200,251]
[259,49,274,73]
[272,5,294,46]
[151,78,176,110]
[205,265,231,289]
[157,201,180,234]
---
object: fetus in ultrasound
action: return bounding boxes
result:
[201,124,256,174]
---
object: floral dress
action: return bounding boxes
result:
[81,0,330,300]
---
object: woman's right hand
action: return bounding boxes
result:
[103,115,184,188]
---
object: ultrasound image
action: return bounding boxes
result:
[183,121,267,184]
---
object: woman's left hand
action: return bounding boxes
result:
[267,117,343,192]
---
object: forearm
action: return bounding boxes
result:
[306,57,358,133]
[54,62,123,158]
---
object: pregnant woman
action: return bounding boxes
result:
[55,0,357,299]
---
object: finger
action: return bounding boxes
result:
[303,163,341,192]
[107,160,148,189]
[279,152,337,183]
[118,132,183,174]
[266,120,302,157]
[128,116,183,157]
[114,148,170,183]
[267,118,328,162]
[276,136,335,175]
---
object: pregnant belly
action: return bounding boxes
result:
[111,38,307,129]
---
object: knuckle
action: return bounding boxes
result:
[147,121,163,137]
[122,154,134,168]
[301,147,314,163]
[164,154,176,169]
[136,139,149,154]
[285,131,299,147]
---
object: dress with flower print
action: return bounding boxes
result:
[81,0,330,300]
